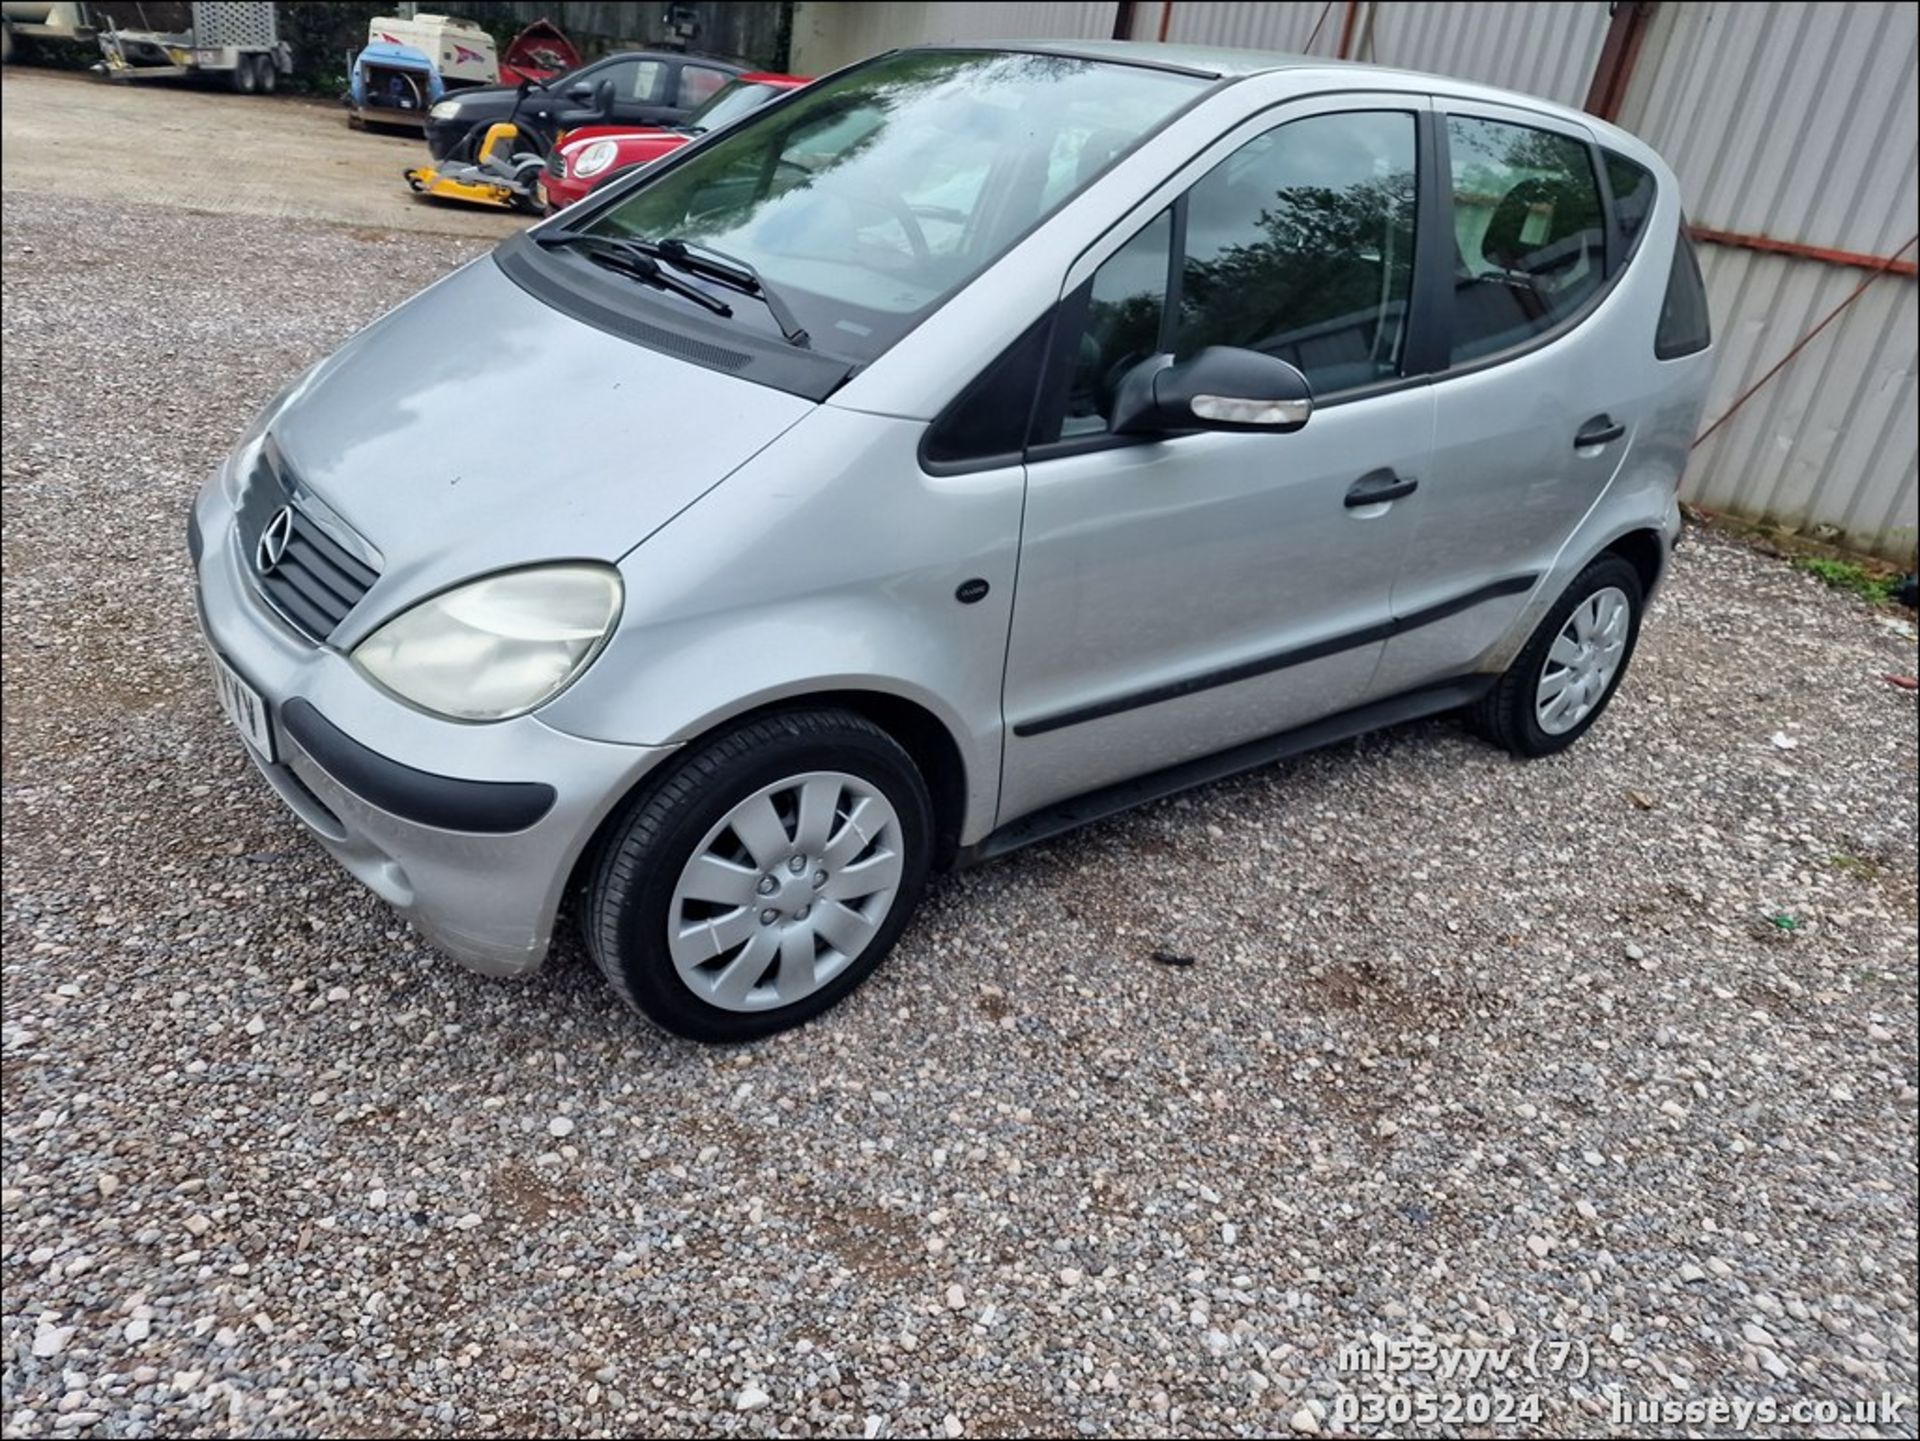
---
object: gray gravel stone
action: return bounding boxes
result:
[4,190,1917,1439]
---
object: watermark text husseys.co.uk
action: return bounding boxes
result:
[1611,1393,1906,1430]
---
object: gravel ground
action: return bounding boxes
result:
[3,191,1918,1440]
[0,68,521,241]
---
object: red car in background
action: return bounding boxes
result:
[541,72,808,211]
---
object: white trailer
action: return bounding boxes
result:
[95,0,289,93]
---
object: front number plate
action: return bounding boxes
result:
[208,650,276,761]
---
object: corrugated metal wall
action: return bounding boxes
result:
[1686,245,1917,557]
[1159,1,1611,106]
[1619,0,1917,257]
[798,2,1615,99]
[1619,0,1919,560]
[1158,1,1334,54]
[1359,2,1612,107]
[790,1,1112,74]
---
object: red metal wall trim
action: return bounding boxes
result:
[1690,226,1920,279]
[1584,1,1657,122]
[1336,0,1362,59]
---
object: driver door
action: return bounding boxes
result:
[998,98,1439,824]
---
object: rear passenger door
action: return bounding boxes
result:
[1371,102,1624,697]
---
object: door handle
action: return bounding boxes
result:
[1345,468,1419,508]
[1574,415,1626,448]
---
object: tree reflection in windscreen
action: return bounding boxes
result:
[588,50,1203,361]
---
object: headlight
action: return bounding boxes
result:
[573,140,619,178]
[429,100,462,120]
[352,564,622,721]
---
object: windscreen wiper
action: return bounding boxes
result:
[532,230,732,320]
[655,236,811,349]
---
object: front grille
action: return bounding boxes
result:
[544,150,565,179]
[235,440,380,643]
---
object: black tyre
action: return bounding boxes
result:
[586,709,934,1042]
[230,57,257,94]
[1466,554,1644,758]
[255,54,277,94]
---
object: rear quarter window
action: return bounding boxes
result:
[1604,151,1657,258]
[1656,228,1712,359]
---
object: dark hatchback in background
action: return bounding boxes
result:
[424,48,746,159]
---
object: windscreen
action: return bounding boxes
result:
[582,50,1206,363]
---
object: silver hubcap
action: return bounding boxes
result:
[1536,585,1631,735]
[668,771,904,1013]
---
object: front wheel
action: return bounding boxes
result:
[1466,554,1644,757]
[586,710,933,1042]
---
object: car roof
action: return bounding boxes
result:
[944,37,1345,78]
[601,49,745,68]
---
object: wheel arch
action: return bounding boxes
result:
[1601,526,1668,599]
[560,687,974,921]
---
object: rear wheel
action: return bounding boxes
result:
[1466,554,1644,757]
[254,54,277,94]
[586,710,933,1042]
[230,57,257,94]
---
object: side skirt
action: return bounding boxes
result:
[959,676,1493,865]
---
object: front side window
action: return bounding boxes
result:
[1446,115,1606,362]
[1059,109,1419,438]
[1177,111,1417,395]
[592,58,665,103]
[1064,211,1173,438]
[583,51,1204,365]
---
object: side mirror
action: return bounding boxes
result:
[567,80,594,103]
[1110,347,1313,436]
[592,78,615,116]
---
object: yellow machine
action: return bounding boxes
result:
[404,121,542,211]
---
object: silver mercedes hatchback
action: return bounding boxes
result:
[191,41,1714,1040]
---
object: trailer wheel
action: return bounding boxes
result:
[254,54,277,94]
[232,57,258,94]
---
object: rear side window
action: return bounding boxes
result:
[677,64,730,109]
[1445,115,1607,363]
[1656,228,1712,359]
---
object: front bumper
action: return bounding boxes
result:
[189,458,676,977]
[540,171,589,210]
[424,116,469,160]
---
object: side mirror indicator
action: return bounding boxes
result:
[1111,347,1314,436]
[1191,394,1312,427]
